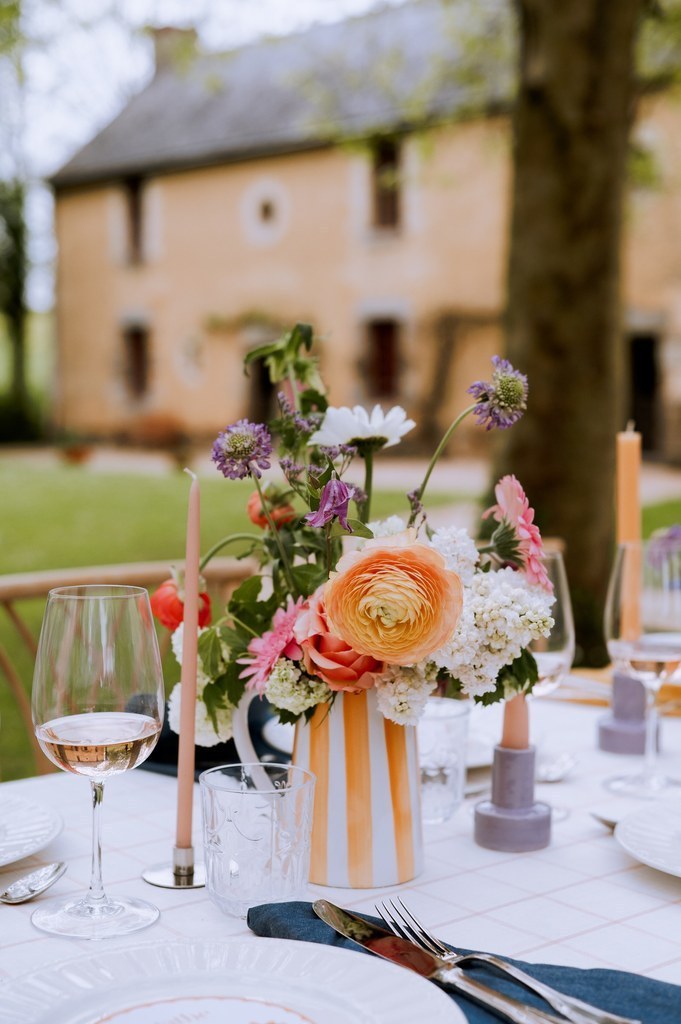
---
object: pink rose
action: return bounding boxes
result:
[293,587,384,692]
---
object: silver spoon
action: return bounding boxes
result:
[0,861,67,904]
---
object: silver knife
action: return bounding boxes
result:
[313,899,567,1024]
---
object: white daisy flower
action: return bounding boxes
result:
[309,404,415,450]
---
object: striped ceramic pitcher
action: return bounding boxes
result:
[291,688,423,888]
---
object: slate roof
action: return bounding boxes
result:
[51,0,511,189]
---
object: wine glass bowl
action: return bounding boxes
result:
[31,585,164,938]
[529,551,575,697]
[604,538,681,797]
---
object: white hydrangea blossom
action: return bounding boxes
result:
[367,515,407,539]
[169,623,234,744]
[265,658,331,716]
[167,680,233,747]
[170,622,214,687]
[432,566,554,698]
[375,664,437,725]
[429,526,480,584]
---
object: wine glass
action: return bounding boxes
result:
[604,538,681,798]
[529,550,576,698]
[528,551,576,810]
[32,585,164,938]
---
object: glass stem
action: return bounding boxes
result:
[643,688,658,782]
[86,780,106,906]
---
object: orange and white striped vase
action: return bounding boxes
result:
[292,688,423,888]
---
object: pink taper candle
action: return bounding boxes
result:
[501,692,529,750]
[175,469,201,850]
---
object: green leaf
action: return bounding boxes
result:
[276,708,302,725]
[299,388,328,414]
[346,518,374,538]
[202,680,228,733]
[244,340,282,367]
[214,662,247,707]
[216,625,247,656]
[229,575,263,608]
[473,648,539,705]
[290,562,327,596]
[286,322,313,356]
[198,629,225,678]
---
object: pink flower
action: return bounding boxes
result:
[238,598,303,693]
[293,587,384,692]
[484,475,552,591]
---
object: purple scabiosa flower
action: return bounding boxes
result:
[305,478,351,531]
[407,488,424,519]
[211,419,272,479]
[319,443,358,462]
[467,356,528,430]
[279,456,304,481]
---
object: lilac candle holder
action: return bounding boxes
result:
[474,745,551,852]
[597,671,658,755]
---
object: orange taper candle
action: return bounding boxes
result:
[175,469,200,850]
[616,425,642,639]
[616,424,641,545]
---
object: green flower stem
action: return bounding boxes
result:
[230,614,259,638]
[325,523,333,575]
[410,402,477,520]
[252,471,298,596]
[361,449,374,524]
[199,533,262,572]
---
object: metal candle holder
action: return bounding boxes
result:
[142,845,206,889]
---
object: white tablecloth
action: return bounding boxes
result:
[1,698,680,990]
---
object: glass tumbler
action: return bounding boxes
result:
[200,762,315,918]
[417,698,470,824]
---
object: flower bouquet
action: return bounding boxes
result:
[153,322,555,882]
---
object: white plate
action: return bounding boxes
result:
[263,717,495,769]
[0,794,63,867]
[615,801,681,878]
[0,938,464,1024]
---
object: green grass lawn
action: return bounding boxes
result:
[0,459,458,781]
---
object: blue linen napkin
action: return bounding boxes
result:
[247,901,680,1024]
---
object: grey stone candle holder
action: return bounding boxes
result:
[474,745,551,852]
[597,671,657,755]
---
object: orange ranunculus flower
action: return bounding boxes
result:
[293,587,384,692]
[324,530,463,666]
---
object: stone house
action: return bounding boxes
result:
[50,0,681,458]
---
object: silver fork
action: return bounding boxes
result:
[376,898,640,1024]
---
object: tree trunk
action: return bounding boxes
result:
[0,179,28,413]
[499,0,644,664]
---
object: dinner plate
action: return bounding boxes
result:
[0,938,464,1024]
[0,794,63,868]
[263,717,495,768]
[615,800,681,877]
